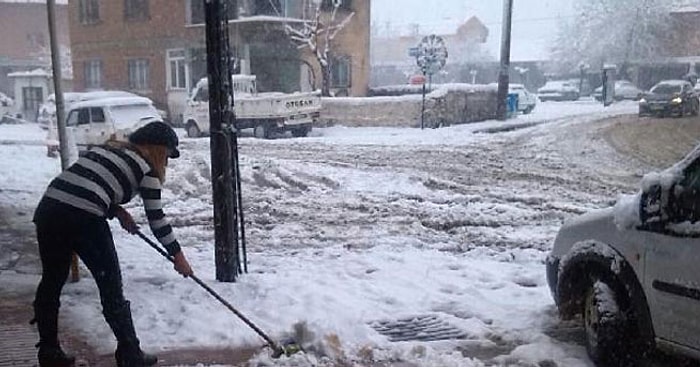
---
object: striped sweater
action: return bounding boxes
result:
[43,145,181,255]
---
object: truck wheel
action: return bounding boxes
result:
[291,126,310,137]
[186,122,200,138]
[253,125,271,139]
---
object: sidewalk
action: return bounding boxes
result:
[0,271,260,367]
[0,220,411,367]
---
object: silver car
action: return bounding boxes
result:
[547,145,700,366]
[537,80,580,102]
[592,80,643,101]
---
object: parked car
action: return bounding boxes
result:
[639,80,699,117]
[509,84,537,114]
[537,81,580,102]
[547,144,700,366]
[39,91,168,130]
[65,96,162,148]
[592,80,643,101]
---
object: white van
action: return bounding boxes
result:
[65,96,162,148]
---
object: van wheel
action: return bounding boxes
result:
[583,278,637,367]
[186,122,200,138]
[291,126,310,137]
[253,125,271,139]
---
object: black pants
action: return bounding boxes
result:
[33,198,128,326]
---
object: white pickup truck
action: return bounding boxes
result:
[183,74,321,139]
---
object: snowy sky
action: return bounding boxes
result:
[371,0,574,62]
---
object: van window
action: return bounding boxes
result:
[194,86,209,102]
[91,107,106,123]
[66,110,79,126]
[77,108,90,125]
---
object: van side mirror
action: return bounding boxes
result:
[639,184,663,230]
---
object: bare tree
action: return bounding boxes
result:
[285,0,354,96]
[551,0,676,76]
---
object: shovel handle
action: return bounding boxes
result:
[134,231,281,351]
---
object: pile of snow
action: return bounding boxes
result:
[368,83,496,98]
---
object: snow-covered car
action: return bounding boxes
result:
[592,80,643,101]
[509,84,537,114]
[638,80,699,117]
[537,81,580,102]
[546,144,700,366]
[38,91,168,130]
[65,96,162,148]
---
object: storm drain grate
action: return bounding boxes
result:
[370,314,468,342]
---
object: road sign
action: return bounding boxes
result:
[414,34,448,76]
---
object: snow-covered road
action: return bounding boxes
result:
[1,99,651,366]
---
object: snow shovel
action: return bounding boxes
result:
[135,230,301,358]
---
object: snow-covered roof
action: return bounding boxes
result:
[655,79,690,86]
[671,5,700,13]
[7,68,50,78]
[68,96,155,110]
[187,15,306,27]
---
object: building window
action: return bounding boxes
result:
[167,49,187,90]
[84,60,103,89]
[79,0,100,25]
[321,0,352,11]
[188,0,237,24]
[128,59,150,90]
[124,0,149,21]
[331,55,351,88]
[254,0,281,15]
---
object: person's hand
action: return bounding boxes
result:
[115,206,139,234]
[173,251,193,277]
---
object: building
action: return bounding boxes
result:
[68,0,371,124]
[0,0,70,114]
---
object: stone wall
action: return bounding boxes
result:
[318,85,498,128]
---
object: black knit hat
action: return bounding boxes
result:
[128,121,180,158]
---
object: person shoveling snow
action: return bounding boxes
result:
[31,121,194,367]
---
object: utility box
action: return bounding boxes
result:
[507,93,519,118]
[602,64,617,107]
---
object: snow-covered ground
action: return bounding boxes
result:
[0,99,644,366]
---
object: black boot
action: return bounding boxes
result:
[37,345,76,367]
[32,301,76,367]
[115,345,158,367]
[104,301,157,367]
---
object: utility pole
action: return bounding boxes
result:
[496,0,514,121]
[205,0,241,282]
[47,0,80,282]
[46,0,69,171]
